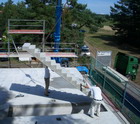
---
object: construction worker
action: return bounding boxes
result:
[44,66,50,96]
[83,84,103,118]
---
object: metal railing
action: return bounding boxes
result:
[89,56,140,124]
[0,42,79,67]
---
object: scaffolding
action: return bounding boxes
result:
[7,19,45,54]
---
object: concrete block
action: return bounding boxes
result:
[40,56,46,63]
[39,53,46,58]
[43,60,52,67]
[34,48,40,53]
[26,46,36,53]
[22,43,31,51]
[51,64,61,71]
[64,73,73,81]
[35,52,41,59]
[54,68,64,75]
[29,45,36,50]
[50,60,56,66]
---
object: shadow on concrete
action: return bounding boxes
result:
[9,83,92,115]
[10,83,91,103]
[24,73,37,84]
[1,84,107,123]
[48,89,91,103]
[0,87,13,124]
[10,83,45,96]
[9,83,106,115]
[9,83,108,112]
[20,69,43,85]
[0,87,12,105]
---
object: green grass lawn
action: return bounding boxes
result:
[85,26,140,85]
[85,26,119,64]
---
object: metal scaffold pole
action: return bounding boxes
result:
[42,20,45,52]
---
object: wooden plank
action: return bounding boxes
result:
[8,30,44,34]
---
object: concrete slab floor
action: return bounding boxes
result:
[0,68,129,124]
[0,113,122,124]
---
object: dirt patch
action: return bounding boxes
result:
[102,26,113,31]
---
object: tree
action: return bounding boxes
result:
[0,0,106,47]
[61,0,105,45]
[0,0,15,32]
[111,0,140,47]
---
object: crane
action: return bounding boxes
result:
[53,0,89,73]
[54,0,62,53]
[53,0,69,66]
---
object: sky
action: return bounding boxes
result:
[78,0,118,14]
[1,0,118,14]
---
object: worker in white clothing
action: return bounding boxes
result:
[83,84,103,118]
[44,66,50,96]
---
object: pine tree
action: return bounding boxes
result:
[111,0,140,46]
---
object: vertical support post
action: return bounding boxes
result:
[102,70,106,91]
[74,43,77,67]
[89,57,92,77]
[8,19,11,68]
[8,19,10,56]
[8,37,10,55]
[8,37,11,68]
[8,19,10,67]
[42,20,45,52]
[8,19,10,34]
[121,81,128,110]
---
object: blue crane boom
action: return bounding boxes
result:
[54,0,62,52]
[53,0,69,66]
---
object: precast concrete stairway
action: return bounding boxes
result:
[22,43,84,89]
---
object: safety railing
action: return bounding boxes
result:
[0,42,78,67]
[89,56,140,124]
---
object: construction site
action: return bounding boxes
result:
[0,0,140,124]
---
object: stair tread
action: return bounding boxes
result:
[22,43,84,90]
